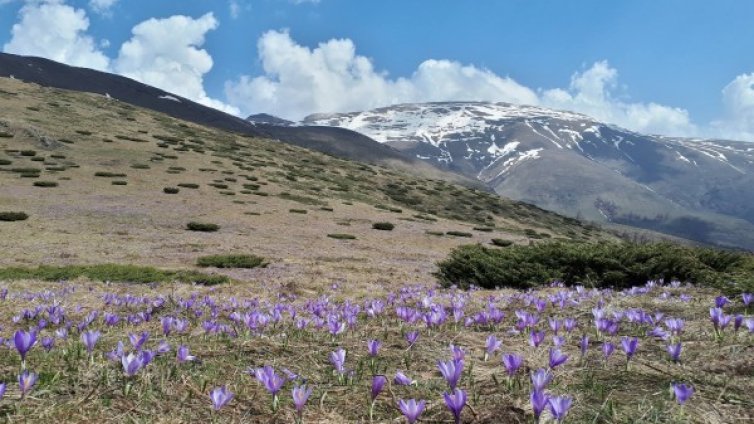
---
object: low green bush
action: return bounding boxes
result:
[490,238,513,247]
[436,241,754,293]
[289,209,307,214]
[0,264,228,285]
[163,187,180,194]
[0,211,28,221]
[0,159,12,165]
[327,233,357,240]
[473,226,494,232]
[94,171,127,178]
[372,222,395,231]
[20,150,36,156]
[178,183,199,189]
[446,231,473,238]
[186,222,219,232]
[33,181,58,187]
[196,254,266,269]
[426,230,444,236]
[112,180,127,186]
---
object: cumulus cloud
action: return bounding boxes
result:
[224,31,701,138]
[3,0,110,71]
[2,1,238,114]
[113,13,239,114]
[541,61,696,136]
[89,0,118,15]
[710,73,754,141]
[225,30,538,120]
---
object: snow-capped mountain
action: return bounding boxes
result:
[304,102,754,250]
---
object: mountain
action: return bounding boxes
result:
[0,52,456,180]
[246,113,294,126]
[303,102,754,250]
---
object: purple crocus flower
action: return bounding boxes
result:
[330,348,347,375]
[209,385,234,410]
[745,317,754,333]
[548,395,573,422]
[177,345,196,363]
[502,353,523,376]
[530,368,552,391]
[81,330,101,354]
[253,365,286,395]
[0,382,5,400]
[394,371,414,386]
[437,359,464,390]
[734,314,744,331]
[665,318,685,335]
[529,330,545,348]
[621,337,638,361]
[14,330,37,366]
[715,296,730,308]
[579,335,589,357]
[672,383,694,405]
[367,339,381,357]
[292,384,312,416]
[484,335,502,360]
[405,331,419,348]
[18,370,37,398]
[41,337,55,352]
[530,390,549,422]
[449,344,465,361]
[667,342,682,363]
[742,293,753,307]
[443,388,467,424]
[548,348,568,369]
[371,375,387,400]
[128,331,149,351]
[156,340,171,355]
[121,352,145,377]
[398,399,426,424]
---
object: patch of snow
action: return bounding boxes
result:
[158,95,181,102]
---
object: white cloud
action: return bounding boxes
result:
[541,61,696,136]
[229,0,241,19]
[113,13,238,114]
[3,0,110,71]
[2,2,238,115]
[225,30,538,120]
[710,73,754,141]
[225,32,698,138]
[89,0,118,15]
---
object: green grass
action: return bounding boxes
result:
[0,264,228,285]
[196,254,266,269]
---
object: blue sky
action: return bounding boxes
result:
[2,0,754,140]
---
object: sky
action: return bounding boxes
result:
[1,0,754,141]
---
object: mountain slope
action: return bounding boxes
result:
[0,77,610,289]
[304,102,754,250]
[0,52,459,181]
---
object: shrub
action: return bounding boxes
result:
[0,211,28,221]
[33,181,58,187]
[327,233,357,240]
[320,207,334,212]
[436,242,754,293]
[20,150,36,156]
[112,180,127,186]
[426,231,444,236]
[95,171,127,178]
[186,222,219,232]
[289,209,307,214]
[196,254,266,269]
[446,231,473,238]
[178,183,199,189]
[163,187,180,194]
[490,238,513,247]
[0,159,12,165]
[372,222,395,231]
[473,226,494,232]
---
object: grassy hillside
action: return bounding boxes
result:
[0,77,606,293]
